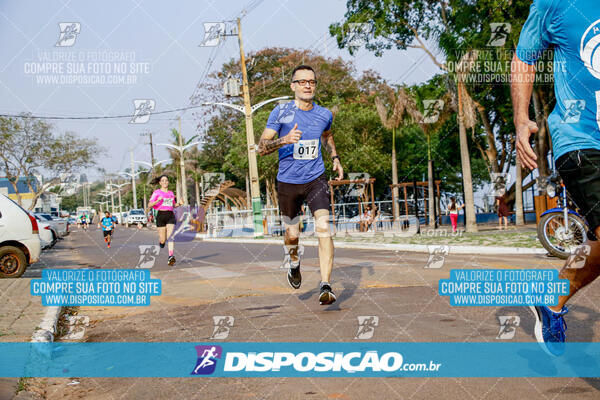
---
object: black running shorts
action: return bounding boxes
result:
[102,230,112,237]
[156,210,176,227]
[556,149,600,241]
[277,173,331,222]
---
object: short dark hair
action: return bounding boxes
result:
[291,65,316,81]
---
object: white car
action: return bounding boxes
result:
[37,221,56,250]
[126,209,148,227]
[34,213,68,238]
[0,194,42,278]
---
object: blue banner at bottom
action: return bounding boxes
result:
[1,342,600,378]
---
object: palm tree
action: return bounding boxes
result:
[375,87,407,220]
[165,128,198,204]
[384,89,451,227]
[455,51,479,232]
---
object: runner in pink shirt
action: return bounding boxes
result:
[148,174,182,266]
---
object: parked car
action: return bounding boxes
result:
[37,221,56,249]
[0,194,41,278]
[126,209,148,227]
[34,213,68,238]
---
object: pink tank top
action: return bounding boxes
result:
[150,189,175,211]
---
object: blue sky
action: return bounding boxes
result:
[0,0,441,181]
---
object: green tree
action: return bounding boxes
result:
[0,114,103,210]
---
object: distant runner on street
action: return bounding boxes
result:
[100,211,114,248]
[258,65,344,305]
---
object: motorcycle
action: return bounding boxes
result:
[536,173,588,259]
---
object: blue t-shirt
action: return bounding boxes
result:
[266,101,333,184]
[101,217,114,231]
[516,0,600,160]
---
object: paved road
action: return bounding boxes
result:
[19,226,600,399]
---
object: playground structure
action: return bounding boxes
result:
[328,177,376,225]
[199,180,248,211]
[390,180,441,223]
[193,177,448,237]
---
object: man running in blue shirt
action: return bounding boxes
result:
[512,0,600,356]
[258,65,344,305]
[100,211,115,248]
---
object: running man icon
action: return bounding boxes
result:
[191,345,222,375]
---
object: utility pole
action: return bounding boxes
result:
[130,150,138,209]
[108,179,115,214]
[237,17,263,237]
[149,132,155,167]
[178,117,189,206]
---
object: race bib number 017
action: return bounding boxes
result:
[162,198,174,207]
[293,139,319,160]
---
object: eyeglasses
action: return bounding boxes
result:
[292,79,317,87]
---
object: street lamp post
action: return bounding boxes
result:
[109,182,128,223]
[105,181,116,214]
[120,170,142,210]
[99,190,116,215]
[94,200,109,215]
[135,159,169,210]
[156,141,201,206]
[202,95,290,237]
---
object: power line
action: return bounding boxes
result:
[0,103,207,120]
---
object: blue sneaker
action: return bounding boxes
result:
[529,305,568,356]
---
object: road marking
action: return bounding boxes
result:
[184,266,244,279]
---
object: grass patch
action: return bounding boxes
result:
[16,377,29,393]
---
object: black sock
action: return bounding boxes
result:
[159,242,165,248]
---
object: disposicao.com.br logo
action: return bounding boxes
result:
[191,346,442,376]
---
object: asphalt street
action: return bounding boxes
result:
[20,225,600,400]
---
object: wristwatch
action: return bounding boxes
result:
[332,155,340,162]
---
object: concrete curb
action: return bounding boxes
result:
[30,306,62,343]
[203,237,547,255]
[11,307,63,399]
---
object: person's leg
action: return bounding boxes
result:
[550,226,600,311]
[284,221,301,263]
[277,179,303,289]
[158,226,166,246]
[504,216,508,229]
[530,150,600,355]
[166,223,175,256]
[306,175,335,299]
[278,180,303,264]
[313,208,333,283]
[498,217,502,230]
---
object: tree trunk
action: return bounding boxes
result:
[194,177,200,207]
[515,158,525,225]
[458,83,478,232]
[175,165,181,202]
[265,179,278,208]
[391,127,399,220]
[265,180,272,208]
[428,159,435,227]
[427,135,435,227]
[8,178,22,206]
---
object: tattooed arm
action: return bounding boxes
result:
[321,129,343,180]
[257,123,302,156]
